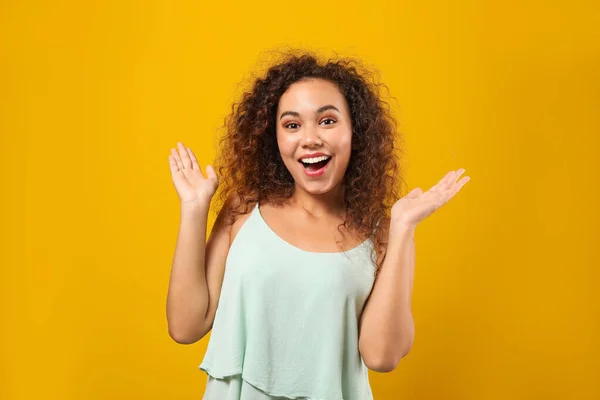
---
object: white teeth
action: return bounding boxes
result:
[300,155,331,164]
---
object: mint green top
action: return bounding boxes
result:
[199,203,377,400]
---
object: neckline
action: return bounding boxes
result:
[254,203,371,255]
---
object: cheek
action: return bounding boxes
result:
[276,135,300,166]
[276,134,293,154]
[335,131,353,157]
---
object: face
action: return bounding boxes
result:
[276,78,352,195]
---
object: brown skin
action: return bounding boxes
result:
[166,54,470,373]
[358,169,469,372]
[213,52,403,269]
[277,79,350,210]
[266,78,362,251]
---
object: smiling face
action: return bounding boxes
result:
[276,78,353,196]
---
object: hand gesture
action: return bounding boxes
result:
[391,168,470,228]
[168,142,219,206]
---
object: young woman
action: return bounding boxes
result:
[166,52,470,400]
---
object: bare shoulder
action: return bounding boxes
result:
[199,193,256,337]
[224,194,257,246]
[212,193,254,228]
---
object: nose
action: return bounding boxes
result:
[300,125,322,147]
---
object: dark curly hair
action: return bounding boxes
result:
[213,50,405,275]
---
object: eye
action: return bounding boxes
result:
[284,122,300,130]
[319,118,336,126]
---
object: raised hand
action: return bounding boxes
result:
[168,142,219,206]
[391,168,470,228]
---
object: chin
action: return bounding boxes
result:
[299,180,341,195]
[304,187,332,195]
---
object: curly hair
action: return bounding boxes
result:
[213,50,405,275]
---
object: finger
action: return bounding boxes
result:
[450,168,466,185]
[440,171,456,187]
[439,168,466,193]
[424,174,447,194]
[171,148,184,171]
[432,170,455,191]
[454,175,470,191]
[447,175,470,198]
[441,170,454,184]
[187,147,200,171]
[431,171,459,201]
[177,142,192,169]
[168,155,180,173]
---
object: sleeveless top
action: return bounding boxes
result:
[199,203,377,400]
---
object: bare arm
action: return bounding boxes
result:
[358,169,470,372]
[166,201,210,344]
[165,142,233,344]
[166,197,237,344]
[358,222,416,372]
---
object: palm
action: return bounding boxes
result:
[168,142,219,205]
[391,169,470,227]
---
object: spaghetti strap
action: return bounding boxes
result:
[199,203,376,399]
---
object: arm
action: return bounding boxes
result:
[166,201,209,344]
[358,221,416,373]
[358,168,470,372]
[166,142,238,344]
[166,197,234,344]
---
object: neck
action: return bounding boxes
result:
[287,182,346,218]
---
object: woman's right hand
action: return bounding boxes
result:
[168,142,219,206]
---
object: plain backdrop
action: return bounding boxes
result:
[1,0,599,399]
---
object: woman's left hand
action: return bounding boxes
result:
[391,168,470,229]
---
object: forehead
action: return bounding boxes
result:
[277,78,349,114]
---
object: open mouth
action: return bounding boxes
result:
[299,156,332,172]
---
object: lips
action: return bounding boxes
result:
[298,152,331,161]
[299,156,332,177]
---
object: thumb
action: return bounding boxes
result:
[205,164,219,184]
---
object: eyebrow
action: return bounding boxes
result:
[279,104,340,120]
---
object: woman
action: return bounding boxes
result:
[166,51,470,399]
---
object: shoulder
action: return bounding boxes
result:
[221,193,258,245]
[210,193,255,239]
[218,193,256,222]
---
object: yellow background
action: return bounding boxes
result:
[1,0,599,399]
